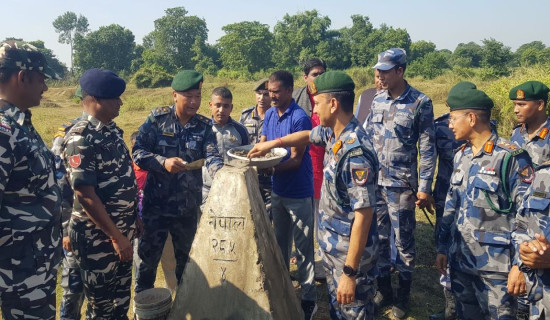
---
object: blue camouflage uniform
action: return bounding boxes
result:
[64,112,138,320]
[51,118,85,320]
[133,105,223,293]
[364,82,436,283]
[513,161,550,319]
[311,117,379,319]
[240,106,273,218]
[202,117,248,204]
[0,103,62,320]
[438,133,533,319]
[511,118,550,167]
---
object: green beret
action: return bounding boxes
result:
[253,78,268,91]
[509,81,549,101]
[446,81,494,111]
[309,71,355,96]
[171,70,203,92]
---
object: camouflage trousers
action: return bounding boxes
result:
[0,223,61,320]
[526,273,549,320]
[322,250,376,319]
[60,249,85,320]
[135,213,198,293]
[271,193,316,301]
[450,268,517,320]
[375,186,416,282]
[70,220,135,320]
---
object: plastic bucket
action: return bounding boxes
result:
[134,288,173,320]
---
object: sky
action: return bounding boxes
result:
[3,0,549,67]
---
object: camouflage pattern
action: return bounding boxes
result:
[438,133,533,318]
[450,268,517,319]
[511,118,550,167]
[364,83,436,281]
[239,106,272,218]
[202,117,248,203]
[63,112,138,319]
[0,41,60,79]
[132,105,223,292]
[0,102,62,320]
[310,117,379,318]
[513,161,550,319]
[51,119,85,320]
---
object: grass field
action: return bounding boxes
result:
[2,73,492,319]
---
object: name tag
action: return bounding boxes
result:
[162,131,174,137]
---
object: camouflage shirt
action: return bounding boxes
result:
[433,113,464,213]
[0,102,62,288]
[310,117,379,263]
[438,133,533,275]
[511,118,550,167]
[63,113,137,229]
[133,105,223,217]
[51,117,82,237]
[239,106,264,144]
[364,82,436,193]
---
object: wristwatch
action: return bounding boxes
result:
[343,265,358,277]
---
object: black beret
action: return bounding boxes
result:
[80,68,126,99]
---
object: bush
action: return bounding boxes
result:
[131,65,173,89]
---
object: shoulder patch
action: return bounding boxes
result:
[519,165,535,184]
[152,106,172,117]
[352,168,369,185]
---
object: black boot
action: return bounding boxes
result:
[430,289,457,320]
[392,279,411,319]
[374,275,393,312]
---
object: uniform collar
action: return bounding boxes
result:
[384,80,411,102]
[521,117,550,140]
[82,112,115,131]
[331,118,360,154]
[1,103,29,126]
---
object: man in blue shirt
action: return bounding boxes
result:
[262,70,317,319]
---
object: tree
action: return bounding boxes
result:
[52,11,89,71]
[451,42,483,67]
[74,24,135,73]
[340,15,374,67]
[272,10,332,69]
[217,21,273,73]
[407,51,450,79]
[143,7,208,70]
[481,38,512,75]
[515,41,547,66]
[191,37,218,76]
[409,40,436,62]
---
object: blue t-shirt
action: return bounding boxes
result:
[262,100,313,198]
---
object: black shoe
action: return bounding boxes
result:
[392,279,411,319]
[301,300,318,320]
[374,275,393,312]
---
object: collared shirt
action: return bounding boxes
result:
[0,102,61,249]
[239,106,264,144]
[64,112,137,228]
[511,118,550,166]
[133,105,223,216]
[438,133,533,275]
[365,82,436,193]
[262,100,313,198]
[310,117,378,262]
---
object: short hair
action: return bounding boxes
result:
[269,71,293,89]
[0,68,19,84]
[303,58,326,75]
[467,109,491,124]
[327,91,355,114]
[394,63,407,73]
[211,87,232,100]
[130,131,139,142]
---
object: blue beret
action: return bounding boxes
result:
[80,68,126,99]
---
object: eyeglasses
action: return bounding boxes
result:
[449,112,471,124]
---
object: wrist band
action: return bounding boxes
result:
[277,138,283,147]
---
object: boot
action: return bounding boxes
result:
[392,279,411,319]
[373,275,393,312]
[430,289,457,320]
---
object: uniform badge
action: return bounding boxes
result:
[539,128,549,139]
[346,137,356,144]
[332,140,342,154]
[516,89,525,99]
[68,154,82,168]
[162,131,174,137]
[483,141,494,153]
[352,168,369,185]
[479,167,496,176]
[519,165,535,184]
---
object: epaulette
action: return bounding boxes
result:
[537,160,550,170]
[54,119,79,139]
[194,113,210,124]
[67,119,89,136]
[458,142,467,153]
[497,142,520,152]
[240,106,254,115]
[434,113,450,123]
[151,106,172,117]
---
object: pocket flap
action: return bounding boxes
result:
[472,175,499,192]
[394,113,413,128]
[474,230,511,246]
[525,196,550,211]
[321,218,351,237]
[158,138,177,147]
[451,170,464,185]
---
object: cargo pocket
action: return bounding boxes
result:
[472,175,501,210]
[319,218,351,254]
[473,230,511,273]
[394,112,416,147]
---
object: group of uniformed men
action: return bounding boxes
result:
[1,39,550,320]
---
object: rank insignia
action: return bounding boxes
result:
[352,168,369,185]
[332,140,342,154]
[539,128,549,139]
[346,137,356,144]
[533,191,548,198]
[162,131,174,137]
[519,165,535,184]
[484,140,494,153]
[68,154,82,168]
[479,167,496,175]
[516,89,525,99]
